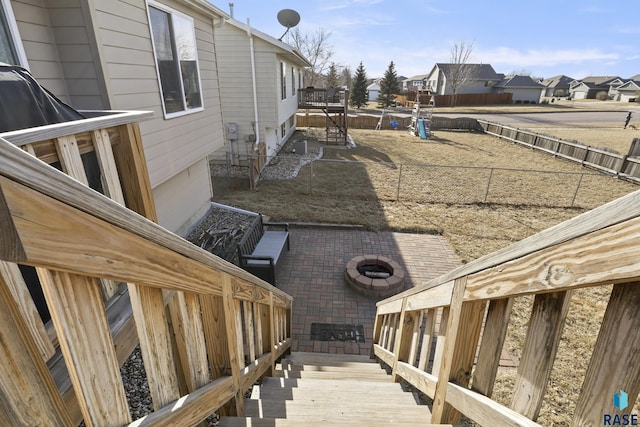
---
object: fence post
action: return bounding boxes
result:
[396,163,403,201]
[483,168,494,203]
[571,174,584,207]
[309,161,313,195]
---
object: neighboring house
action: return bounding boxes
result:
[2,0,228,235]
[426,63,503,95]
[616,80,640,102]
[493,75,545,104]
[367,80,380,101]
[607,77,631,101]
[540,75,575,98]
[402,74,428,92]
[569,76,620,100]
[214,17,310,161]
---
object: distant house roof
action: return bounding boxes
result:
[404,74,428,81]
[630,74,640,81]
[617,80,640,90]
[541,75,575,89]
[578,76,620,85]
[435,63,502,81]
[494,75,544,88]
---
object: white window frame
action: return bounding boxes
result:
[147,0,204,119]
[280,61,286,100]
[0,0,28,68]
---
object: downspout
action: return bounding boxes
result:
[246,19,260,150]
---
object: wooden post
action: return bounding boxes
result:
[222,277,245,415]
[407,309,424,366]
[168,292,210,392]
[38,269,131,426]
[370,313,383,359]
[511,291,572,419]
[269,292,277,375]
[418,308,436,372]
[472,298,514,397]
[572,283,640,426]
[0,260,55,360]
[431,276,486,424]
[0,272,72,427]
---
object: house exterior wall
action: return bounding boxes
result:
[494,87,542,103]
[91,0,225,233]
[215,21,304,159]
[10,0,226,234]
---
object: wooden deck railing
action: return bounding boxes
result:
[372,189,640,426]
[298,87,345,109]
[0,112,293,426]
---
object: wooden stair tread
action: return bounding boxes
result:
[243,398,431,421]
[219,417,453,427]
[284,352,377,365]
[273,369,390,381]
[252,385,418,404]
[260,376,404,391]
[219,417,454,427]
[278,361,386,372]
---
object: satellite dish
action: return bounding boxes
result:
[277,9,300,40]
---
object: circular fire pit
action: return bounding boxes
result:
[344,255,405,298]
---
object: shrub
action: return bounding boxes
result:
[596,91,608,101]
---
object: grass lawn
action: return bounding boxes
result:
[213,124,639,426]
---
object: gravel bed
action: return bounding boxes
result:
[210,136,323,181]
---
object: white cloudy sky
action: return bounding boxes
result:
[215,0,639,80]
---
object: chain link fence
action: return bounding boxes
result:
[211,154,635,210]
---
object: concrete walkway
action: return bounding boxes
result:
[275,226,462,356]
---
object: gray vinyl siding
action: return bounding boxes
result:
[93,0,225,189]
[10,0,69,101]
[11,0,107,109]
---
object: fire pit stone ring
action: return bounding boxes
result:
[344,254,405,298]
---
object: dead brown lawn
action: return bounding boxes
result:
[214,127,639,426]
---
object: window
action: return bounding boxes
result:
[280,61,286,100]
[148,1,203,117]
[0,0,27,66]
[291,66,295,97]
[298,70,302,89]
[281,122,286,138]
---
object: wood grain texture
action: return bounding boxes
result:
[466,217,640,300]
[128,283,180,409]
[472,298,513,397]
[0,176,223,293]
[380,189,640,305]
[223,277,245,415]
[572,283,640,426]
[0,271,72,427]
[396,361,438,398]
[418,308,437,372]
[432,276,483,424]
[128,376,235,427]
[201,295,230,380]
[38,269,131,426]
[446,382,542,427]
[0,110,153,146]
[0,260,55,360]
[0,136,293,304]
[511,291,572,419]
[168,292,210,392]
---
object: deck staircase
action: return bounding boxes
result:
[219,352,453,426]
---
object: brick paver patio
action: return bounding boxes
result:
[275,225,462,356]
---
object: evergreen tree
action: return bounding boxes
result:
[377,61,401,107]
[349,62,368,109]
[325,63,339,88]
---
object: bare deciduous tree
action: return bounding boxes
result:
[447,40,475,107]
[286,27,334,87]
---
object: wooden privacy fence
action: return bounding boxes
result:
[297,114,483,131]
[479,120,640,183]
[372,189,640,426]
[0,112,292,426]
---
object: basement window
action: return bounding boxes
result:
[148,1,203,118]
[0,0,27,66]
